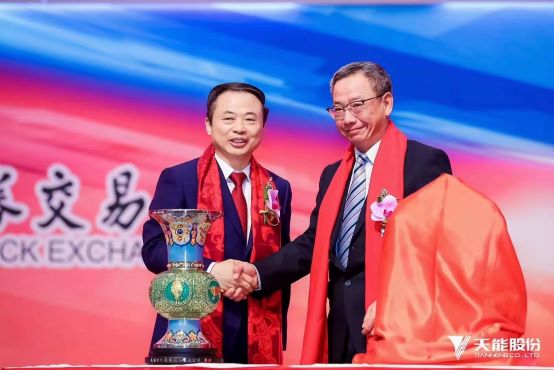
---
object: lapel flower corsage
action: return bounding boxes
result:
[370,188,398,237]
[260,178,280,226]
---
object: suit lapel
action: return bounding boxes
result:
[330,174,351,270]
[245,234,253,260]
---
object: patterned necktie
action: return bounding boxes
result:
[230,172,248,237]
[336,153,370,268]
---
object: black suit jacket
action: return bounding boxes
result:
[254,140,452,362]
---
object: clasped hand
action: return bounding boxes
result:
[210,259,258,302]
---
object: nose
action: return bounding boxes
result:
[232,120,247,133]
[342,108,357,124]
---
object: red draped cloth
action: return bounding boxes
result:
[353,174,527,364]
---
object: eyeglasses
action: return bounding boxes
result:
[326,93,385,120]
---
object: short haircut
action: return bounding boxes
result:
[330,61,393,96]
[206,82,269,123]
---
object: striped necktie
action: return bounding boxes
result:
[336,153,370,268]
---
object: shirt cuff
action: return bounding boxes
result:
[207,261,216,273]
[254,265,262,291]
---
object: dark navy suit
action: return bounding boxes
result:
[254,140,452,363]
[142,158,292,363]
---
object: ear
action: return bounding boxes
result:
[205,117,212,135]
[262,107,269,126]
[383,92,394,116]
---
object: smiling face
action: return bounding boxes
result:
[205,90,264,170]
[331,71,393,152]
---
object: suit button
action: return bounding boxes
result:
[345,280,351,287]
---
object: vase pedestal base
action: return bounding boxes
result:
[146,347,221,364]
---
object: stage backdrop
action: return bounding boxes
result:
[0,2,553,366]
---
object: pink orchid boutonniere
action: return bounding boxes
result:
[260,178,280,226]
[370,188,398,237]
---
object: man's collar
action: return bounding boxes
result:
[214,153,251,180]
[355,140,381,165]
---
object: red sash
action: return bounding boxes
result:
[197,145,283,364]
[300,122,407,364]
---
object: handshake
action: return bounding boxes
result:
[210,259,259,302]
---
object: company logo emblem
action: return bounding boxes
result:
[448,335,472,360]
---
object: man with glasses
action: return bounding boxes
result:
[234,61,452,363]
